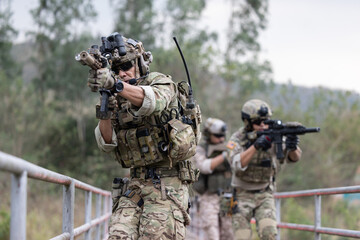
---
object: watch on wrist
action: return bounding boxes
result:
[114,81,124,93]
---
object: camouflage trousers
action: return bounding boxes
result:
[109,177,190,240]
[232,189,277,240]
[198,193,234,240]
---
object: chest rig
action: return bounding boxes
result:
[111,72,198,169]
[193,142,232,194]
[236,131,277,184]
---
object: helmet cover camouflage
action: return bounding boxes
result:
[241,99,272,121]
[105,33,153,76]
[204,118,227,135]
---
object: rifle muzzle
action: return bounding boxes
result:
[75,51,102,70]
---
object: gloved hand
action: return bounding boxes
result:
[87,68,115,92]
[286,134,299,151]
[254,135,272,151]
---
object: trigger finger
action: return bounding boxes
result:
[89,69,97,76]
[88,77,98,84]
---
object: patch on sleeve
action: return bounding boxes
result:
[226,141,236,150]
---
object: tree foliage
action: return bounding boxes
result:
[110,0,159,49]
[28,0,96,98]
[0,1,19,78]
[165,0,206,43]
[226,0,268,60]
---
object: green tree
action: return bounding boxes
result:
[28,0,96,99]
[111,0,159,49]
[0,0,19,78]
[225,0,268,61]
[26,0,97,149]
[0,0,32,157]
[165,0,206,43]
[211,0,272,132]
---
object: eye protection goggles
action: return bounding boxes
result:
[252,118,268,125]
[213,133,225,138]
[118,60,134,72]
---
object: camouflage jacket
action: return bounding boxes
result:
[94,72,179,168]
[227,127,296,191]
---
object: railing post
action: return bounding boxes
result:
[275,198,281,240]
[109,196,112,235]
[314,195,321,240]
[63,180,75,240]
[10,171,27,240]
[85,191,92,240]
[96,194,102,240]
[103,195,111,237]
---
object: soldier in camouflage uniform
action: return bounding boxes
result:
[87,33,199,240]
[227,99,302,240]
[193,118,234,240]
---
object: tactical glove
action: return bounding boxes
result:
[254,135,272,151]
[87,68,115,92]
[285,134,299,151]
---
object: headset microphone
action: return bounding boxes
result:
[129,78,137,85]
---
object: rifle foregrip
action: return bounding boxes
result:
[276,142,284,159]
[97,90,111,120]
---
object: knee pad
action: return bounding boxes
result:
[260,226,277,240]
[259,218,277,240]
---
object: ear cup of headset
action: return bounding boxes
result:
[139,54,148,75]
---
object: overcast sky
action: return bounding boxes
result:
[9,0,360,93]
[259,0,360,93]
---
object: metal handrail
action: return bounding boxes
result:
[274,185,360,240]
[0,151,112,240]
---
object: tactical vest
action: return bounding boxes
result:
[195,142,232,194]
[235,133,276,184]
[111,72,199,169]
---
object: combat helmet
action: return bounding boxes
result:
[203,118,227,141]
[100,32,153,78]
[241,99,272,131]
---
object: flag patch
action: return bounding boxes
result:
[226,141,236,150]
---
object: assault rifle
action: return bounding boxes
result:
[257,119,320,159]
[75,33,125,119]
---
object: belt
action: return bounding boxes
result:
[235,186,271,194]
[130,167,179,179]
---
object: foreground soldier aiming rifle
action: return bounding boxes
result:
[75,32,201,239]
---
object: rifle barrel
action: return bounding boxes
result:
[302,127,320,133]
[75,51,102,70]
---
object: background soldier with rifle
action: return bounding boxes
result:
[227,99,319,240]
[192,118,234,240]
